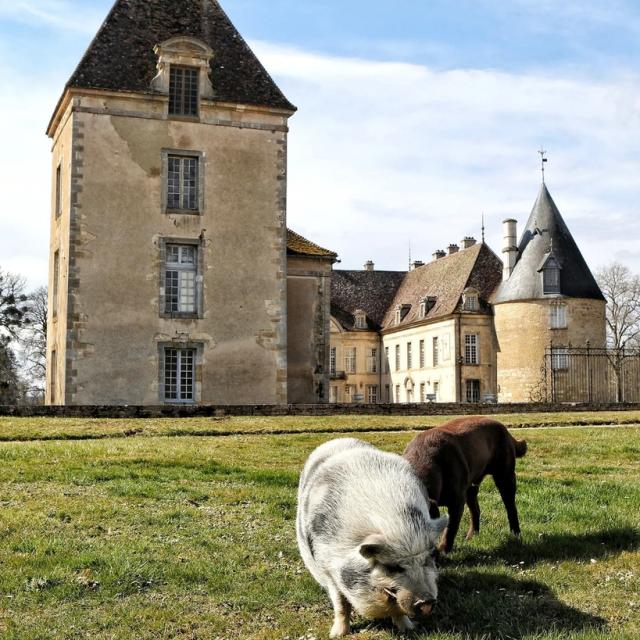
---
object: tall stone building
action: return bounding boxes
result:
[330,184,606,404]
[45,0,335,406]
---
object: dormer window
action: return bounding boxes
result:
[463,289,479,312]
[152,37,215,119]
[169,66,199,116]
[395,304,411,325]
[542,256,561,294]
[419,296,437,319]
[354,310,367,329]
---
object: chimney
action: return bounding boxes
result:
[448,244,459,255]
[410,260,424,271]
[461,236,476,249]
[432,250,446,261]
[364,260,374,271]
[502,219,518,280]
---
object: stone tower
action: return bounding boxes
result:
[45,0,297,405]
[493,183,606,402]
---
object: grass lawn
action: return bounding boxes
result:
[0,419,638,639]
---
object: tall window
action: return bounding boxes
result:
[433,381,439,400]
[385,384,390,403]
[419,382,425,403]
[366,348,378,373]
[395,344,401,371]
[464,293,479,311]
[330,347,337,375]
[419,340,425,368]
[406,342,413,369]
[407,388,413,403]
[550,303,567,329]
[395,384,400,402]
[52,250,60,318]
[466,379,480,403]
[50,349,57,404]
[366,385,378,404]
[169,66,199,116]
[345,384,355,400]
[164,348,195,403]
[384,346,390,373]
[165,245,197,314]
[543,257,561,294]
[465,334,479,364]
[167,155,199,211]
[55,164,62,218]
[329,386,338,403]
[345,347,356,374]
[433,337,439,367]
[354,310,367,329]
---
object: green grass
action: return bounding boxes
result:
[0,421,638,639]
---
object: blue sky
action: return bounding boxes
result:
[1,0,640,286]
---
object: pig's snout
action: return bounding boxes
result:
[413,598,437,618]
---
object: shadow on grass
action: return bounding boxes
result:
[353,572,606,639]
[454,527,639,567]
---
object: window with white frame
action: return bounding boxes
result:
[366,385,378,404]
[550,303,567,329]
[167,154,200,211]
[465,334,479,364]
[329,386,338,403]
[464,292,479,311]
[165,244,198,315]
[406,342,413,369]
[345,347,357,374]
[395,344,401,371]
[433,337,439,366]
[164,347,196,403]
[419,382,425,402]
[384,346,390,373]
[169,65,199,117]
[345,384,355,400]
[419,340,425,368]
[395,384,400,402]
[433,381,439,400]
[552,347,569,370]
[366,348,378,373]
[330,347,337,375]
[354,310,367,329]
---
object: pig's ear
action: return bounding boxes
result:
[429,515,448,539]
[359,533,388,560]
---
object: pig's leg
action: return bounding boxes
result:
[391,614,415,633]
[327,582,352,637]
[441,497,464,553]
[465,484,481,540]
[494,471,521,536]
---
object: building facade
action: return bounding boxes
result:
[45,0,335,406]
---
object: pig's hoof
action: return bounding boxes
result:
[330,618,350,637]
[392,615,414,633]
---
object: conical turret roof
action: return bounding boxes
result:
[493,184,604,303]
[49,0,294,129]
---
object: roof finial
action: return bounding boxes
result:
[408,239,412,270]
[481,212,486,243]
[538,147,548,184]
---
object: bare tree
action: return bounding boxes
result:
[0,269,29,338]
[20,286,48,399]
[596,262,640,348]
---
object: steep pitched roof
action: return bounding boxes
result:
[493,184,605,303]
[54,0,294,115]
[332,270,406,331]
[380,243,503,330]
[287,229,337,260]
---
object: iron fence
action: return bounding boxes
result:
[538,346,640,403]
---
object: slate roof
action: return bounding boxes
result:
[380,243,503,331]
[493,184,605,303]
[331,270,407,331]
[287,229,337,260]
[52,0,294,120]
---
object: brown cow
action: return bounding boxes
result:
[403,417,527,553]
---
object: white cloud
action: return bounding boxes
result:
[253,42,640,274]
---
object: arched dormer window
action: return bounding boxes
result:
[152,37,215,118]
[354,309,367,329]
[541,255,561,294]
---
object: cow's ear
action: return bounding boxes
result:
[359,534,388,560]
[430,515,448,539]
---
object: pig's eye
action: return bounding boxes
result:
[382,563,405,574]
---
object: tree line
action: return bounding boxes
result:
[0,261,638,405]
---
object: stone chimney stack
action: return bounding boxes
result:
[448,244,459,255]
[364,260,374,271]
[502,219,518,280]
[461,236,476,249]
[410,260,424,271]
[432,250,446,261]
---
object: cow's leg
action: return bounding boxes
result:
[494,471,521,536]
[465,484,481,540]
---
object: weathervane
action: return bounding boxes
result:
[538,148,548,183]
[481,213,485,243]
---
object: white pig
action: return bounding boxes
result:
[296,438,448,637]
